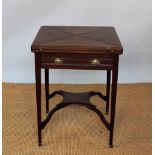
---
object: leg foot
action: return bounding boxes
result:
[46,109,49,114]
[38,142,42,146]
[109,144,113,148]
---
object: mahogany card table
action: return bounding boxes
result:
[31,26,123,147]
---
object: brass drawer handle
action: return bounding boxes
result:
[54,58,63,65]
[91,59,100,65]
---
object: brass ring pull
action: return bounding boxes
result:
[91,59,100,65]
[54,58,63,65]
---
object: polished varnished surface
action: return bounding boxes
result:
[31,26,123,54]
[41,53,114,70]
[32,26,123,147]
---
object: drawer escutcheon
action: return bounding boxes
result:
[91,59,100,65]
[54,58,63,65]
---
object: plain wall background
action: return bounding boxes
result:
[3,0,152,84]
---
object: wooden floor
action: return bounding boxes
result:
[2,83,152,155]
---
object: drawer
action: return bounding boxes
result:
[41,53,114,70]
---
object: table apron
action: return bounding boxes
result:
[40,53,115,70]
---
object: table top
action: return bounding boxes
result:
[31,26,123,55]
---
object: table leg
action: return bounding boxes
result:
[109,56,119,148]
[106,70,111,115]
[35,54,42,146]
[45,69,49,113]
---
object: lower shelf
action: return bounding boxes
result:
[41,90,111,131]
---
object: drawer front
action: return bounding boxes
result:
[41,53,114,70]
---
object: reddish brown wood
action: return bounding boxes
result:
[109,55,119,148]
[35,53,42,146]
[32,26,123,147]
[106,70,111,114]
[31,26,123,54]
[41,90,110,130]
[41,53,114,70]
[45,69,49,113]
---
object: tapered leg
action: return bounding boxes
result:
[45,69,49,113]
[35,54,42,146]
[106,70,111,115]
[109,56,119,148]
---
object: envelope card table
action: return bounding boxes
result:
[31,26,123,147]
